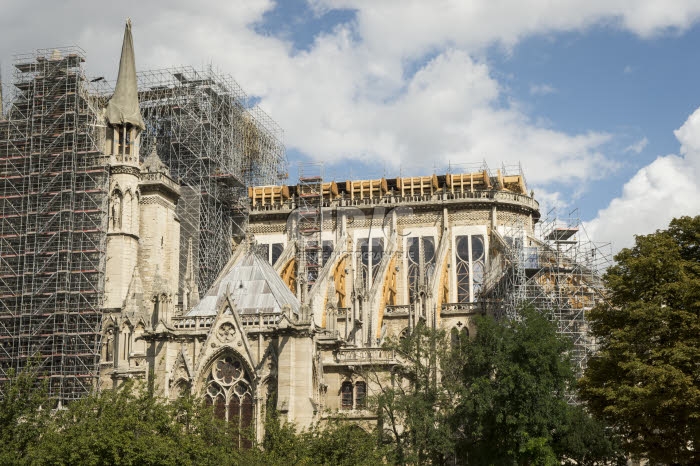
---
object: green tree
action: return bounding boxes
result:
[27,381,243,465]
[451,308,621,465]
[369,323,458,465]
[255,411,386,466]
[580,215,700,464]
[0,367,51,465]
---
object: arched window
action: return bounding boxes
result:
[472,235,485,297]
[455,236,470,302]
[355,381,367,409]
[341,381,353,410]
[407,236,436,303]
[205,354,254,448]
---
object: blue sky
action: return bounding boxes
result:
[1,0,700,251]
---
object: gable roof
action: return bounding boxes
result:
[186,248,300,317]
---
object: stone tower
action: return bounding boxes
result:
[103,19,145,310]
[138,147,180,327]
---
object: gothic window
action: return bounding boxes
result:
[322,240,334,267]
[371,238,384,282]
[407,236,436,302]
[341,381,353,410]
[124,125,132,157]
[271,243,284,265]
[358,238,369,288]
[455,235,471,302]
[357,237,384,289]
[454,234,487,303]
[407,237,420,301]
[205,354,254,448]
[355,381,367,409]
[472,235,485,297]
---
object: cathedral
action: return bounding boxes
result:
[0,21,605,443]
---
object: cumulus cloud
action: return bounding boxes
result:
[623,136,649,154]
[585,109,700,252]
[530,83,557,96]
[2,0,700,212]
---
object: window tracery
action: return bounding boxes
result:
[407,236,435,302]
[205,354,254,448]
[455,234,486,302]
[357,237,384,289]
[455,236,471,302]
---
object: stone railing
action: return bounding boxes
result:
[441,302,482,314]
[172,312,282,330]
[250,189,539,213]
[333,348,396,365]
[384,304,410,315]
[238,312,282,327]
[171,315,215,330]
[441,301,495,315]
[140,171,179,192]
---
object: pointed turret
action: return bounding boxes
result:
[184,238,200,309]
[105,19,144,130]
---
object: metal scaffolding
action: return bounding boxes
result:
[135,66,286,294]
[0,47,108,401]
[296,163,323,294]
[484,209,611,378]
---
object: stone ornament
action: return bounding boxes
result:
[216,322,236,343]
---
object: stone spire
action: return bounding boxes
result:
[184,238,200,309]
[105,19,145,130]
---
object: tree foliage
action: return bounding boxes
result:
[451,308,621,465]
[580,215,700,464]
[367,323,457,465]
[0,367,51,465]
[371,311,621,465]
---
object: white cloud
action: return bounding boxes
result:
[624,136,649,154]
[529,83,557,96]
[585,109,700,252]
[2,0,700,215]
[624,65,634,73]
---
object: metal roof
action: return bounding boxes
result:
[186,249,300,317]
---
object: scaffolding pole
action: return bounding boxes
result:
[296,163,323,295]
[485,208,611,386]
[0,47,108,402]
[135,66,287,294]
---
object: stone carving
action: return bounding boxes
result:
[216,322,236,343]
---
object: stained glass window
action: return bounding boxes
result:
[205,354,254,448]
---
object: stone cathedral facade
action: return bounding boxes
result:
[66,22,544,444]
